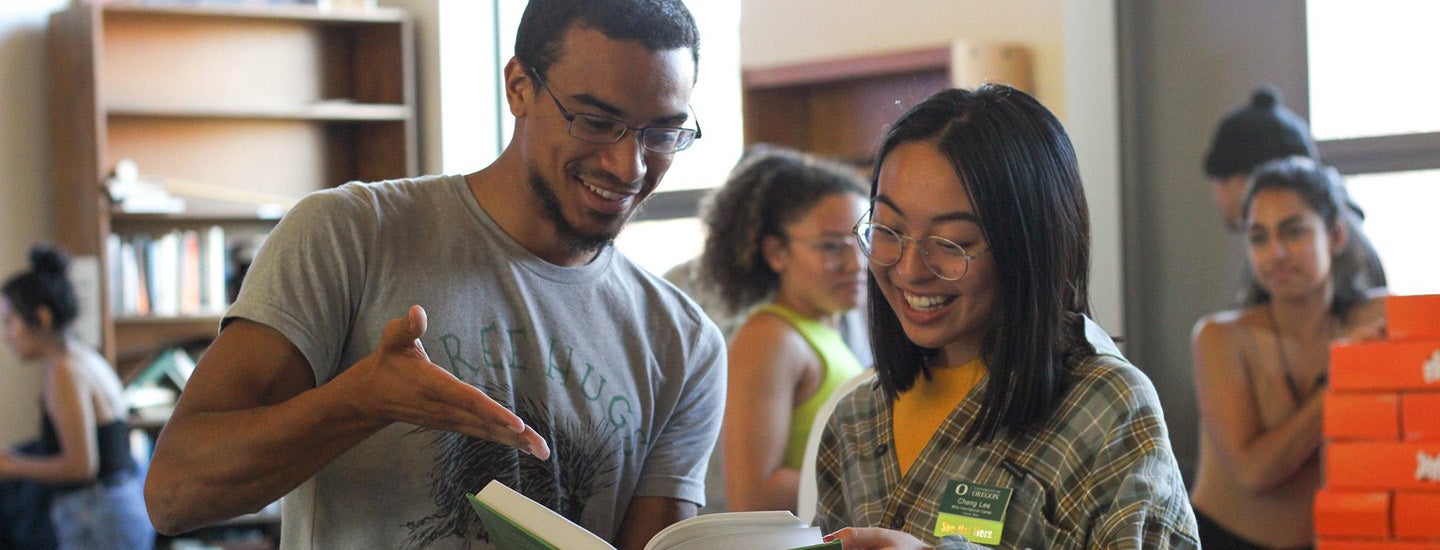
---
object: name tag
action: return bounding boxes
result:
[933,480,1011,545]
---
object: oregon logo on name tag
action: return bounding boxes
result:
[933,480,1012,545]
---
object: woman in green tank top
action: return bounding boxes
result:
[696,145,869,513]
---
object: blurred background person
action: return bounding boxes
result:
[0,245,154,550]
[1203,85,1385,301]
[1190,156,1386,549]
[695,145,869,513]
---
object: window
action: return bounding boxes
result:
[1308,0,1440,295]
[1345,170,1440,295]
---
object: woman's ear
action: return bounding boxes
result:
[761,234,789,274]
[1329,220,1350,257]
[35,306,54,333]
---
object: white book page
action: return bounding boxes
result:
[645,511,815,550]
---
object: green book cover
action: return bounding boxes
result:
[465,492,562,550]
[468,480,840,550]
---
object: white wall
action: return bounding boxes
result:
[739,0,1125,335]
[0,0,70,446]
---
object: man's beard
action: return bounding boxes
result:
[528,168,627,254]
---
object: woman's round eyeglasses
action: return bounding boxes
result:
[852,221,983,281]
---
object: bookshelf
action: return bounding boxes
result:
[742,42,1033,164]
[47,4,417,548]
[46,3,418,382]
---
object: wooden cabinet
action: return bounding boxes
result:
[47,3,417,380]
[742,42,1032,164]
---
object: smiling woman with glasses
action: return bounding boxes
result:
[815,85,1199,549]
[691,145,869,514]
[530,69,701,154]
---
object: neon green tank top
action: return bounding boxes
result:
[754,303,866,469]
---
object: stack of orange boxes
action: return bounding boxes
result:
[1317,294,1440,549]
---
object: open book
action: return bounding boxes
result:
[467,479,839,550]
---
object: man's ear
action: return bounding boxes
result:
[761,234,789,274]
[503,57,534,118]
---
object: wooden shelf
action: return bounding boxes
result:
[100,2,407,24]
[49,7,415,547]
[108,102,412,122]
[742,42,1033,163]
[111,212,287,225]
[115,314,224,326]
[48,1,416,368]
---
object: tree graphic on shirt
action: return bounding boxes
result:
[402,387,619,548]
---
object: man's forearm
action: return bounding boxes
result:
[145,378,383,534]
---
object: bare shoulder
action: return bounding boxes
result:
[1192,308,1255,344]
[45,353,85,393]
[731,310,810,357]
[728,310,815,379]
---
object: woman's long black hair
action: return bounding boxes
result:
[867,85,1094,443]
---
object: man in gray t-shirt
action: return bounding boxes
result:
[143,2,723,548]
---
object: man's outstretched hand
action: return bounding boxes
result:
[343,305,551,459]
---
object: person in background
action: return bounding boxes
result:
[694,145,869,513]
[0,245,154,550]
[816,85,1198,549]
[1203,85,1385,300]
[142,1,725,548]
[1189,156,1386,549]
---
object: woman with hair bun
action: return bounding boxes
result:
[0,245,154,549]
[697,145,870,513]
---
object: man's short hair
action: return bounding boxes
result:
[514,0,700,81]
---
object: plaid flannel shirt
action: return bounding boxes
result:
[814,353,1199,549]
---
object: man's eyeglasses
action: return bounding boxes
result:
[530,70,701,154]
[852,221,984,281]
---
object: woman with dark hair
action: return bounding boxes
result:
[815,85,1197,548]
[0,245,154,550]
[1190,155,1385,549]
[697,145,869,513]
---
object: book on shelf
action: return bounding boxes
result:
[129,347,196,391]
[109,227,230,317]
[124,347,197,422]
[467,479,838,550]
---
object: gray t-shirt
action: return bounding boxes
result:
[226,174,727,549]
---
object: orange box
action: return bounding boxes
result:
[1402,392,1440,442]
[1327,392,1400,441]
[1388,294,1440,341]
[1318,541,1434,550]
[1314,489,1390,538]
[1394,491,1440,539]
[1331,340,1440,391]
[1327,441,1440,490]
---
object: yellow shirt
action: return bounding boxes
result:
[892,357,987,476]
